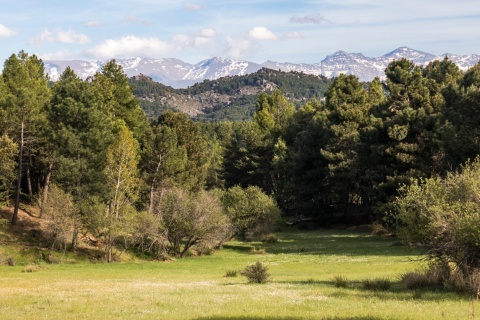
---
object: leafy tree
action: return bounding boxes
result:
[151,187,231,257]
[41,184,79,254]
[221,185,280,240]
[102,125,139,262]
[395,158,480,284]
[0,51,50,224]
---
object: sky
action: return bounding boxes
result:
[0,0,479,64]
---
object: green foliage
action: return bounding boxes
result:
[332,275,350,288]
[224,270,238,277]
[240,261,270,283]
[395,157,480,276]
[151,187,231,257]
[261,233,278,243]
[0,134,17,204]
[129,68,331,122]
[221,185,281,240]
[40,184,79,252]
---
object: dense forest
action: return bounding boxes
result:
[1,50,480,267]
[128,68,331,121]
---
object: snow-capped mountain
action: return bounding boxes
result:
[44,47,480,88]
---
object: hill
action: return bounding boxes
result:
[128,68,331,121]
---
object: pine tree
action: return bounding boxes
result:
[0,51,50,224]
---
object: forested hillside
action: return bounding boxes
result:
[128,68,331,121]
[1,51,480,267]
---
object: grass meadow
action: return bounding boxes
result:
[0,229,476,319]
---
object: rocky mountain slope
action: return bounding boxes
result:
[129,68,331,121]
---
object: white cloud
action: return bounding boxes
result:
[29,29,90,45]
[84,20,103,27]
[185,3,206,11]
[38,50,73,60]
[290,13,332,24]
[86,35,176,59]
[123,15,154,26]
[194,28,217,49]
[225,36,257,60]
[198,28,216,38]
[248,27,278,41]
[0,24,16,37]
[283,31,303,39]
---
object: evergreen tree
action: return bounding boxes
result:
[0,51,50,224]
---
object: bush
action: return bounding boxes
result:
[332,275,349,288]
[261,233,279,243]
[22,265,42,273]
[241,261,270,283]
[222,186,281,241]
[250,247,266,255]
[224,270,238,277]
[401,264,447,290]
[394,158,480,288]
[152,187,231,257]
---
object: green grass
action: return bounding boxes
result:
[0,229,475,319]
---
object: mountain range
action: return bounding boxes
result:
[44,47,480,88]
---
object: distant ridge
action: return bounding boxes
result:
[44,47,480,88]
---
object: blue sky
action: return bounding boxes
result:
[0,0,479,63]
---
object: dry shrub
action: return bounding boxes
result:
[241,261,270,283]
[250,247,266,255]
[261,233,279,243]
[446,269,480,295]
[333,275,349,288]
[224,270,238,277]
[22,265,43,273]
[371,223,391,236]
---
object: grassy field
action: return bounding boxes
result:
[0,229,476,319]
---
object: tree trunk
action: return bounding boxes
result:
[12,121,24,225]
[39,162,53,218]
[71,226,78,252]
[148,155,162,214]
[26,152,33,199]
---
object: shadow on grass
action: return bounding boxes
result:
[195,317,384,320]
[223,231,421,257]
[277,278,472,302]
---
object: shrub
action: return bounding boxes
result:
[333,275,349,288]
[361,278,391,291]
[394,158,480,283]
[261,233,279,243]
[241,261,270,283]
[224,270,238,277]
[152,187,231,257]
[222,186,281,241]
[401,264,447,290]
[250,247,266,255]
[22,265,42,273]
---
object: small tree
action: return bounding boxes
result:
[152,187,231,257]
[222,186,281,240]
[102,124,139,262]
[41,185,79,255]
[394,157,480,291]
